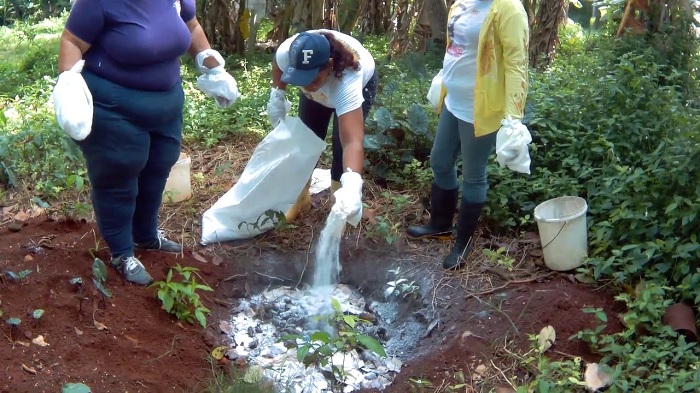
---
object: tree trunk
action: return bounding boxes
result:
[388,0,422,59]
[529,0,568,69]
[360,0,389,35]
[323,0,338,29]
[269,0,327,45]
[422,0,448,47]
[338,0,366,33]
[290,0,325,32]
[198,0,240,52]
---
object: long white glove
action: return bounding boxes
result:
[496,115,532,174]
[267,88,291,127]
[332,169,363,227]
[195,49,240,108]
[52,60,93,141]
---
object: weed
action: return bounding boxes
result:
[280,298,386,391]
[151,264,213,328]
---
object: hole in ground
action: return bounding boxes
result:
[215,245,438,392]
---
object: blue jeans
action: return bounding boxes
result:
[430,108,497,204]
[77,71,184,258]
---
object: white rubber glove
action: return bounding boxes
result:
[195,49,226,74]
[332,169,363,227]
[267,88,291,127]
[52,60,93,141]
[496,115,532,175]
[195,49,240,108]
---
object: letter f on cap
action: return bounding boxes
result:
[302,49,314,64]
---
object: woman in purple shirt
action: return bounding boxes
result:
[54,0,238,285]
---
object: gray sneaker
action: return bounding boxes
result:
[110,256,153,286]
[135,230,182,254]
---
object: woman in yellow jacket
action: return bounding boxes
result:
[407,0,529,270]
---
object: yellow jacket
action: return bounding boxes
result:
[438,0,529,137]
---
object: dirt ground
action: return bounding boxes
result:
[0,210,624,392]
[0,133,624,393]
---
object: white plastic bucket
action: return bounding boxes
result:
[533,196,588,271]
[163,153,192,203]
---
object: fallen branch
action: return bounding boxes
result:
[465,272,555,299]
[149,335,181,363]
[21,364,37,375]
[222,273,247,282]
[255,272,286,282]
[213,297,234,308]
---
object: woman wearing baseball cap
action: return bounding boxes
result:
[267,30,378,226]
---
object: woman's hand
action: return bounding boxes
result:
[55,29,93,140]
[195,49,240,108]
[267,88,291,127]
[333,169,364,227]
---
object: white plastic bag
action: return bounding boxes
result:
[426,69,443,110]
[52,60,93,141]
[201,116,327,244]
[197,67,240,108]
[496,116,532,174]
[195,49,240,108]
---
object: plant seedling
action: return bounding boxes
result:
[31,309,44,327]
[150,264,213,328]
[6,269,32,283]
[69,277,83,293]
[91,259,112,307]
[62,382,91,393]
[6,317,21,341]
[92,258,107,283]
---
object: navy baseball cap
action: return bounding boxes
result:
[281,32,331,86]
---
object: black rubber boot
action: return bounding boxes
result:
[443,201,485,270]
[407,183,458,239]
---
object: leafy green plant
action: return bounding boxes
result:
[193,359,275,393]
[280,298,386,390]
[91,258,112,301]
[31,309,44,327]
[237,209,291,234]
[364,215,400,245]
[62,382,92,393]
[6,317,21,340]
[150,264,213,328]
[482,247,516,271]
[384,266,420,300]
[6,269,32,283]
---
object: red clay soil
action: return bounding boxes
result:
[0,217,625,393]
[375,277,626,392]
[0,217,234,393]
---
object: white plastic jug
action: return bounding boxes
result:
[164,153,192,203]
[533,196,588,271]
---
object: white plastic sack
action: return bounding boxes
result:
[52,60,93,141]
[496,116,532,175]
[201,116,327,244]
[197,67,241,108]
[426,69,443,110]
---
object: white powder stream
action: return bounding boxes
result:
[312,208,346,289]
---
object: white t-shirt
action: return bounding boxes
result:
[276,29,376,117]
[442,0,492,123]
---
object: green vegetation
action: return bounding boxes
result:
[2,10,700,392]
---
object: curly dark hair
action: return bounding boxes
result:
[320,32,361,78]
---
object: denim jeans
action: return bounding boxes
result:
[77,71,184,258]
[298,71,378,181]
[430,108,497,204]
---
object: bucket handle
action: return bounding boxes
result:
[540,221,567,250]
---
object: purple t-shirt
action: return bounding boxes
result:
[66,0,196,91]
